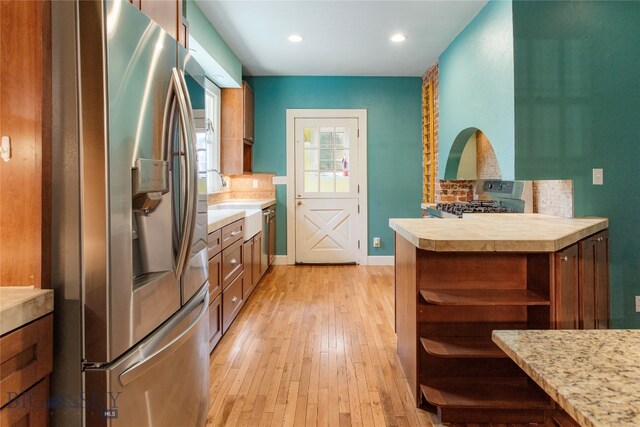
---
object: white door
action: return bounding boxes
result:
[294,118,360,263]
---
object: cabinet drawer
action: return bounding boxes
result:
[0,377,49,427]
[208,294,222,353]
[0,315,52,408]
[222,271,245,333]
[221,219,244,250]
[208,229,222,259]
[208,252,222,300]
[222,238,244,290]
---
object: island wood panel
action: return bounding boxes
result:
[0,0,51,287]
[395,234,418,403]
[417,251,528,290]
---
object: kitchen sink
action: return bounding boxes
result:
[242,209,262,241]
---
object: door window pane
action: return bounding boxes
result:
[319,172,334,192]
[335,128,348,149]
[319,128,334,148]
[304,172,319,193]
[303,128,317,148]
[304,149,319,170]
[319,149,333,171]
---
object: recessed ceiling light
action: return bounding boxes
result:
[390,33,407,43]
[288,34,304,43]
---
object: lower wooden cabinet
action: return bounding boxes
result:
[0,378,49,427]
[242,231,263,300]
[0,314,53,427]
[579,230,609,329]
[554,244,580,329]
[208,294,222,353]
[223,271,245,333]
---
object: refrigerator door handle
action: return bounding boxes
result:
[118,286,209,387]
[176,68,199,259]
[171,68,196,278]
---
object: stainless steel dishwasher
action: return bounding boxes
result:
[261,206,276,275]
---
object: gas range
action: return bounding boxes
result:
[426,180,533,219]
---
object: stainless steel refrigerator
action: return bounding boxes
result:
[51,1,210,425]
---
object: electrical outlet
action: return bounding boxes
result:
[636,296,640,313]
[252,179,259,188]
[373,237,381,248]
[592,168,604,185]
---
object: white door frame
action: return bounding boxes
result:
[286,109,368,265]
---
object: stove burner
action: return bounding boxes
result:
[435,200,510,218]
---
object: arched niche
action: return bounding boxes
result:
[444,128,502,180]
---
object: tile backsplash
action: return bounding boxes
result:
[532,179,574,218]
[207,173,276,205]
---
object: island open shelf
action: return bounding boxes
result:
[421,336,507,358]
[420,288,550,306]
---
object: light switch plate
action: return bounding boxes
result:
[272,176,287,185]
[373,237,381,248]
[592,168,604,185]
[252,179,259,188]
[636,296,640,313]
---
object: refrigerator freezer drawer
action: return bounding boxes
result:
[85,285,210,427]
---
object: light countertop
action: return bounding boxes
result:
[389,214,607,252]
[210,199,276,210]
[0,287,54,335]
[207,209,245,234]
[492,329,640,427]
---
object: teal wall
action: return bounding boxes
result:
[186,0,242,86]
[438,0,515,179]
[246,77,423,256]
[513,1,640,328]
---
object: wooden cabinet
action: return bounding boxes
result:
[242,231,263,300]
[394,229,610,424]
[222,239,244,289]
[579,230,609,329]
[554,244,580,329]
[221,81,255,174]
[0,315,53,426]
[0,0,51,287]
[129,0,187,47]
[208,294,222,352]
[222,271,245,333]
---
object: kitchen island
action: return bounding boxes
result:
[389,214,609,424]
[493,329,640,427]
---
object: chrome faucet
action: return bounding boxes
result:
[210,169,227,188]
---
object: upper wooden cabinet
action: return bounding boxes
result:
[221,81,255,175]
[130,0,187,47]
[0,0,51,287]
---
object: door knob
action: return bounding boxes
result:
[297,201,302,206]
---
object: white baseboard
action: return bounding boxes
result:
[273,255,289,265]
[271,255,394,266]
[366,256,395,266]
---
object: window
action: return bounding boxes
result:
[204,79,222,193]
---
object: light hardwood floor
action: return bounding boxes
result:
[206,265,535,427]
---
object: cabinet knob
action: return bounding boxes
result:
[230,258,237,265]
[297,201,302,206]
[560,256,568,261]
[231,296,238,303]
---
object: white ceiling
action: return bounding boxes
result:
[196,0,488,77]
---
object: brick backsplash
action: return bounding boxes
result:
[437,180,474,203]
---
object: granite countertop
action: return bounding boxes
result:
[207,209,245,233]
[210,199,276,210]
[389,214,608,252]
[0,287,54,335]
[492,330,640,427]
